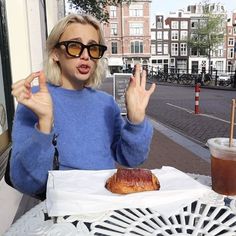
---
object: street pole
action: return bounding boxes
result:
[195,83,201,114]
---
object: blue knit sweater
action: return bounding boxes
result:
[10,84,153,195]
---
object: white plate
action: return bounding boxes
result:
[90,200,236,235]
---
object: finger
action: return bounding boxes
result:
[12,78,32,96]
[38,71,48,92]
[11,79,26,90]
[134,64,141,86]
[25,72,41,87]
[147,83,156,96]
[129,75,136,86]
[12,86,31,100]
[140,69,146,89]
[15,91,31,103]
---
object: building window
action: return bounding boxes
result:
[191,20,198,29]
[234,27,236,34]
[131,41,143,53]
[171,31,178,40]
[218,49,223,57]
[151,44,156,54]
[191,47,198,56]
[110,23,118,35]
[228,38,234,46]
[164,31,169,40]
[180,31,188,40]
[157,44,162,54]
[110,6,117,18]
[228,48,234,58]
[177,60,187,73]
[129,23,143,36]
[180,43,187,56]
[129,4,143,17]
[181,21,188,29]
[199,47,207,56]
[215,61,223,72]
[151,31,156,40]
[214,49,223,57]
[163,44,168,54]
[171,21,178,29]
[171,43,178,56]
[111,42,118,54]
[157,16,163,29]
[157,31,162,40]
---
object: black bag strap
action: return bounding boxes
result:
[4,133,60,200]
[52,133,59,170]
[4,148,13,187]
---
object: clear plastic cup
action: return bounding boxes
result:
[207,138,236,195]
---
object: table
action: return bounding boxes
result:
[4,174,236,236]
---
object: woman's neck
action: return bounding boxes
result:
[61,77,85,90]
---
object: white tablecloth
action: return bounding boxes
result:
[4,173,236,236]
[46,167,211,217]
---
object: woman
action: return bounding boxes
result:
[10,14,156,197]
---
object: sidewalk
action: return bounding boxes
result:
[139,118,211,176]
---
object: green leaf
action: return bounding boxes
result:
[67,0,131,22]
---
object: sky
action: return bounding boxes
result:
[151,0,236,20]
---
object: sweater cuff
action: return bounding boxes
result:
[32,123,55,148]
[124,117,147,134]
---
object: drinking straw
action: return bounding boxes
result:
[229,99,236,147]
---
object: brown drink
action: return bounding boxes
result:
[207,138,236,196]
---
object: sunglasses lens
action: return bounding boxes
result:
[89,45,102,59]
[60,41,106,59]
[67,42,82,56]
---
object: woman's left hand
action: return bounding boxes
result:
[125,64,156,124]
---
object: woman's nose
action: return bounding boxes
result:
[80,48,90,60]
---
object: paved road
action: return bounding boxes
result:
[146,84,236,146]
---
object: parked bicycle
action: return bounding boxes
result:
[179,73,195,85]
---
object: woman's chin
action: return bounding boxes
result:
[77,73,91,81]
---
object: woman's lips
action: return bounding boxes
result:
[77,65,90,74]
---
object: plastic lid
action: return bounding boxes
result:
[207,138,236,159]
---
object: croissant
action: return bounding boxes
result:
[105,168,160,194]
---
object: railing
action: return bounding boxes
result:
[146,67,236,88]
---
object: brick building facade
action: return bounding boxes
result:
[226,10,236,72]
[150,3,229,74]
[102,0,151,75]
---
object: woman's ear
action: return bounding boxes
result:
[52,49,59,62]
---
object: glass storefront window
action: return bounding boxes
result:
[0,0,14,154]
[0,55,8,135]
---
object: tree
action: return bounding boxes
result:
[188,1,226,73]
[67,0,131,22]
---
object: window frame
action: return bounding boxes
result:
[171,43,178,56]
[131,40,143,54]
[111,41,118,54]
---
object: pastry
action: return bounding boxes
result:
[105,168,160,194]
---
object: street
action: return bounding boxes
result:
[147,84,236,146]
[101,77,236,147]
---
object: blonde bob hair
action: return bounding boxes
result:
[44,14,107,88]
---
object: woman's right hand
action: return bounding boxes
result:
[11,71,53,133]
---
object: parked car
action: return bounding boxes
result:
[217,73,231,86]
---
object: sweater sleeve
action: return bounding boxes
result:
[10,103,55,195]
[111,100,153,167]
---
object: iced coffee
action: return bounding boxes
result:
[207,137,236,195]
